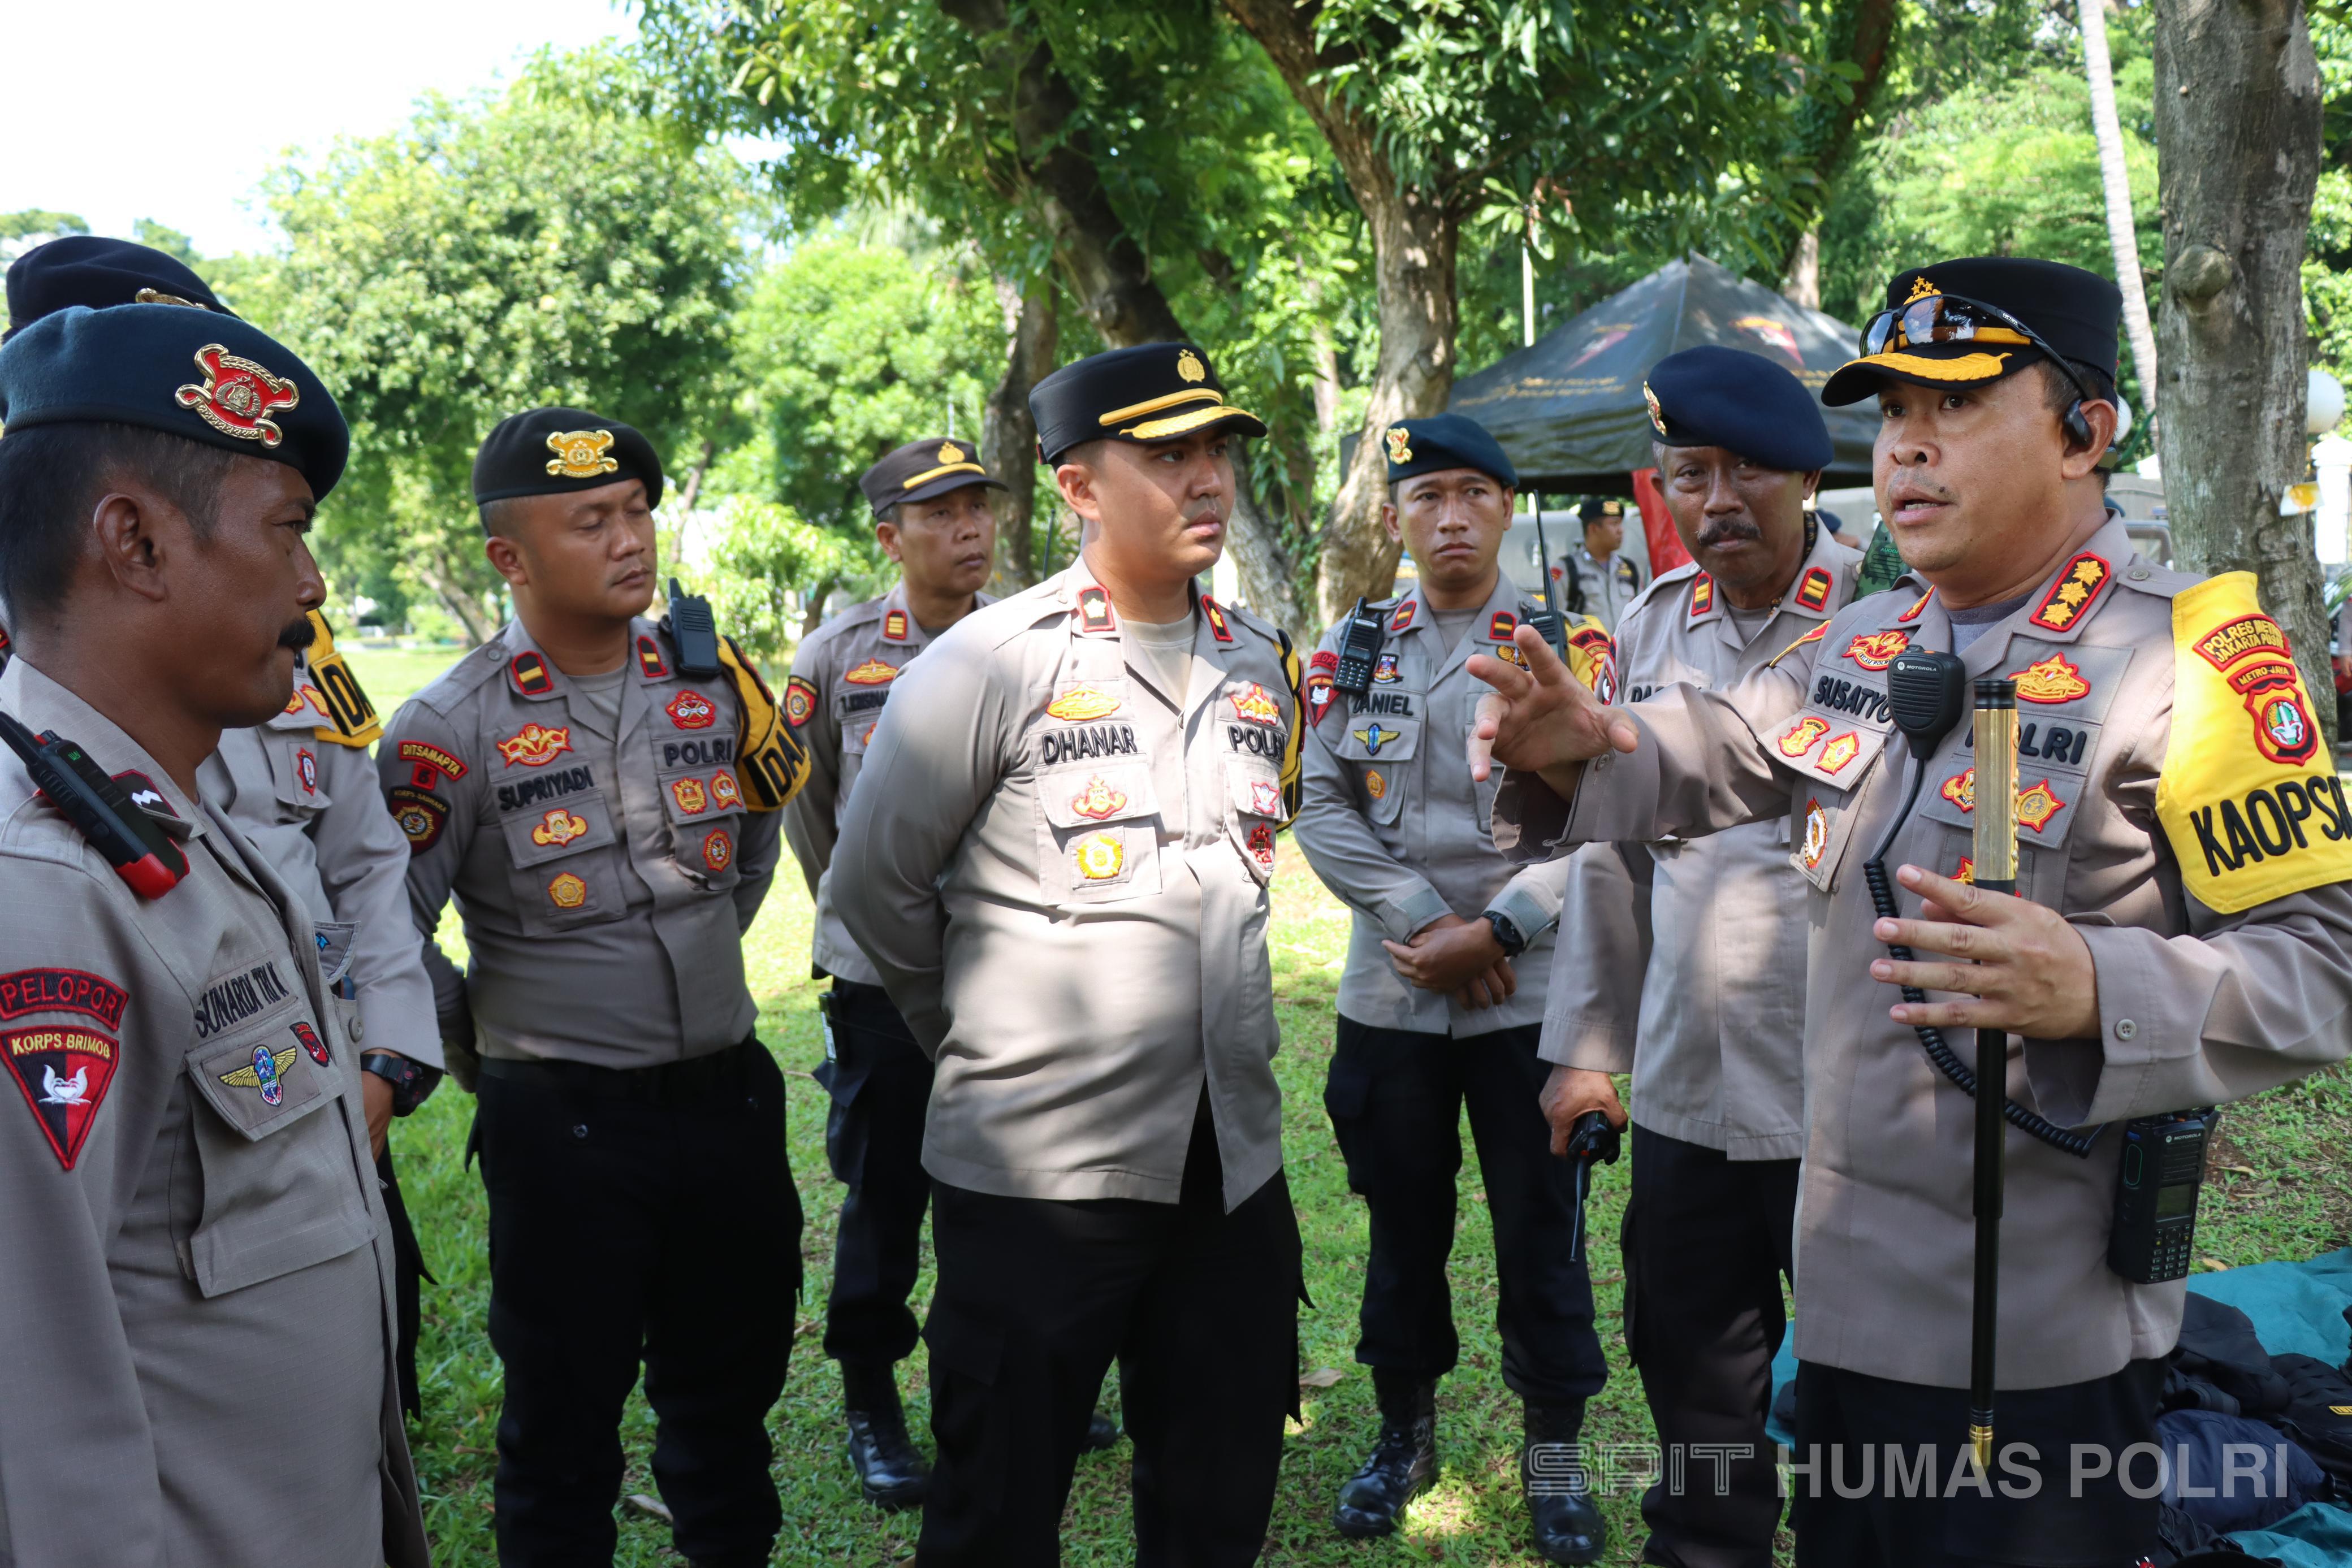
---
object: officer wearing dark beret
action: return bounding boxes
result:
[0,303,427,1566]
[1546,341,1861,1567]
[4,235,234,341]
[1295,409,1614,1562]
[384,404,811,1565]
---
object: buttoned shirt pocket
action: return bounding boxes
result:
[1036,758,1164,906]
[1223,753,1285,883]
[183,1001,373,1298]
[498,788,628,933]
[260,727,330,818]
[656,756,749,892]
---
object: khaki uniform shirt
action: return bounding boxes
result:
[0,659,425,1568]
[784,581,993,986]
[834,557,1302,1211]
[380,618,781,1069]
[1557,546,1645,632]
[198,654,441,1068]
[1293,575,1609,1037]
[1550,530,1862,1159]
[1495,516,2352,1388]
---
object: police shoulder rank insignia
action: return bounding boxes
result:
[219,1042,301,1106]
[1048,686,1121,722]
[1795,568,1834,613]
[785,676,818,728]
[1488,610,1518,642]
[1078,586,1116,635]
[2158,571,2352,913]
[1390,599,1417,633]
[2028,552,2113,633]
[547,871,589,909]
[114,771,175,820]
[1843,631,1908,672]
[545,429,619,479]
[702,828,733,873]
[1897,588,1935,623]
[532,807,590,846]
[510,652,555,696]
[1385,425,1413,464]
[883,609,910,642]
[388,786,448,853]
[3,1023,120,1169]
[1689,574,1715,618]
[667,690,717,730]
[2011,653,2090,704]
[398,739,467,787]
[1229,683,1280,725]
[496,722,574,768]
[843,658,900,686]
[637,635,669,680]
[1202,596,1235,644]
[175,344,299,447]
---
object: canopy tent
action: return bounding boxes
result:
[1447,252,1879,493]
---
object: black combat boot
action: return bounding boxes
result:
[1333,1372,1438,1539]
[840,1359,930,1509]
[1521,1400,1606,1565]
[1084,1409,1122,1450]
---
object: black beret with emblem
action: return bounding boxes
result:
[1382,412,1517,488]
[6,236,235,343]
[1641,345,1834,473]
[0,304,348,497]
[473,405,664,510]
[858,435,1009,517]
[1029,342,1266,465]
[1822,257,2121,406]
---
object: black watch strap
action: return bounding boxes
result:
[1481,909,1527,959]
[360,1050,441,1116]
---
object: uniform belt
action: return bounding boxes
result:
[476,1037,764,1105]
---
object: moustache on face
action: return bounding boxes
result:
[278,616,318,652]
[1697,521,1762,548]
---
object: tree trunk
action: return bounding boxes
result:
[984,274,1058,590]
[2082,0,2160,399]
[937,0,1307,627]
[1782,228,1822,310]
[1771,0,1903,280]
[2152,0,2333,742]
[419,552,497,646]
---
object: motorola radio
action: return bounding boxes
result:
[664,575,723,677]
[1332,596,1387,697]
[0,710,187,899]
[2109,1109,2220,1283]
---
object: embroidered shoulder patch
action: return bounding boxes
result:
[4,1026,120,1168]
[1795,568,1834,613]
[883,609,910,643]
[0,969,129,1029]
[637,635,669,680]
[2156,571,2352,912]
[510,652,555,695]
[1489,610,1519,642]
[1897,587,1935,623]
[785,675,818,727]
[398,740,467,786]
[1077,587,1116,634]
[387,786,449,853]
[1390,599,1417,633]
[2028,552,2113,632]
[1767,623,1828,669]
[1689,574,1715,618]
[1202,596,1235,644]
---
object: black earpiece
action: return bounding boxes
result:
[2061,400,2092,451]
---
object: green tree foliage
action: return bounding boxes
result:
[2301,8,2352,393]
[701,497,884,667]
[0,210,89,263]
[237,49,749,642]
[129,220,201,266]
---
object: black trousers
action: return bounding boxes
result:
[916,1095,1300,1567]
[377,1138,430,1418]
[1324,1016,1607,1406]
[1790,1358,2164,1566]
[1622,1124,1801,1568]
[814,980,936,1366]
[474,1040,803,1568]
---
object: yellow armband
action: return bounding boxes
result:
[717,634,811,812]
[303,610,382,748]
[1564,617,1619,703]
[1276,629,1304,825]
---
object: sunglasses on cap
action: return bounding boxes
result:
[1861,291,2099,407]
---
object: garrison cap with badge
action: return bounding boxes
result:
[1642,344,1834,472]
[1822,256,2122,411]
[473,405,665,510]
[1030,341,1266,465]
[5,235,234,341]
[0,302,348,497]
[859,435,1008,515]
[1381,412,1517,488]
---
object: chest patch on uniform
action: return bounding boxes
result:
[1818,733,1862,774]
[1229,683,1280,725]
[1352,690,1416,718]
[193,960,293,1039]
[0,969,129,1028]
[1248,822,1276,866]
[661,736,736,769]
[1778,716,1829,758]
[1039,723,1139,766]
[702,828,733,873]
[532,808,591,846]
[388,786,449,852]
[1568,625,1618,703]
[1352,723,1402,757]
[2012,653,2091,704]
[498,723,574,768]
[1049,685,1122,721]
[1844,631,1908,672]
[290,1019,330,1067]
[2028,552,2113,632]
[667,690,717,730]
[496,764,594,814]
[670,778,709,816]
[547,872,589,909]
[710,769,743,809]
[1372,653,1402,684]
[397,740,468,782]
[219,1042,300,1106]
[1069,776,1129,820]
[1365,769,1387,800]
[2014,780,2066,833]
[1248,779,1282,817]
[1800,799,1827,870]
[1795,568,1834,613]
[637,635,669,679]
[844,659,900,686]
[3,1025,119,1170]
[295,747,318,794]
[1074,832,1125,881]
[2157,572,2352,912]
[784,676,818,728]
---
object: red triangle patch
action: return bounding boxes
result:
[4,1026,120,1170]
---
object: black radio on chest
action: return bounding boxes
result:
[1333,597,1387,696]
[2108,1109,2219,1283]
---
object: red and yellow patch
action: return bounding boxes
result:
[1077,586,1116,634]
[388,786,447,853]
[1228,683,1281,725]
[1689,574,1715,618]
[710,770,742,809]
[547,872,588,909]
[702,828,734,873]
[2028,552,2113,633]
[883,608,910,643]
[637,635,669,680]
[2193,613,2292,673]
[1818,732,1862,774]
[2016,779,2065,833]
[2227,660,2322,767]
[1203,596,1235,644]
[1800,799,1828,870]
[1390,599,1417,633]
[1489,610,1519,642]
[1941,768,1975,811]
[666,690,717,730]
[174,343,299,447]
[496,723,574,768]
[1047,686,1122,722]
[1248,822,1276,865]
[1767,623,1829,669]
[509,652,555,696]
[396,739,467,781]
[1843,631,1909,672]
[843,658,900,686]
[531,808,590,848]
[784,676,817,728]
[1955,857,1975,885]
[1795,567,1834,613]
[2012,653,2091,704]
[1070,777,1127,820]
[1897,588,1935,624]
[671,777,710,816]
[3,1025,119,1170]
[1778,716,1829,758]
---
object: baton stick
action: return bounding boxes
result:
[1968,677,2018,1471]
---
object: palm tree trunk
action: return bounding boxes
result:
[2082,0,2160,401]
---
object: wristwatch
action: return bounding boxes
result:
[360,1050,443,1117]
[1480,909,1527,959]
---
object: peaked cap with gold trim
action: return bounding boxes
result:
[858,435,1009,517]
[1822,257,2121,407]
[474,405,664,510]
[1030,342,1265,465]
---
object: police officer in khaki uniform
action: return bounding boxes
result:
[1545,346,1860,1567]
[381,408,811,1567]
[1557,496,1645,631]
[1473,258,2352,1563]
[3,236,448,1414]
[0,302,426,1567]
[835,343,1304,1566]
[1292,413,1613,1562]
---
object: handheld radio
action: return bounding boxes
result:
[1332,597,1387,697]
[0,711,187,898]
[1560,1109,1620,1264]
[2109,1109,2220,1283]
[664,576,723,677]
[1527,499,1568,659]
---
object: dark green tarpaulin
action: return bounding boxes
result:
[1447,253,1878,491]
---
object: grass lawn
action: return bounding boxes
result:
[347,646,2352,1567]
